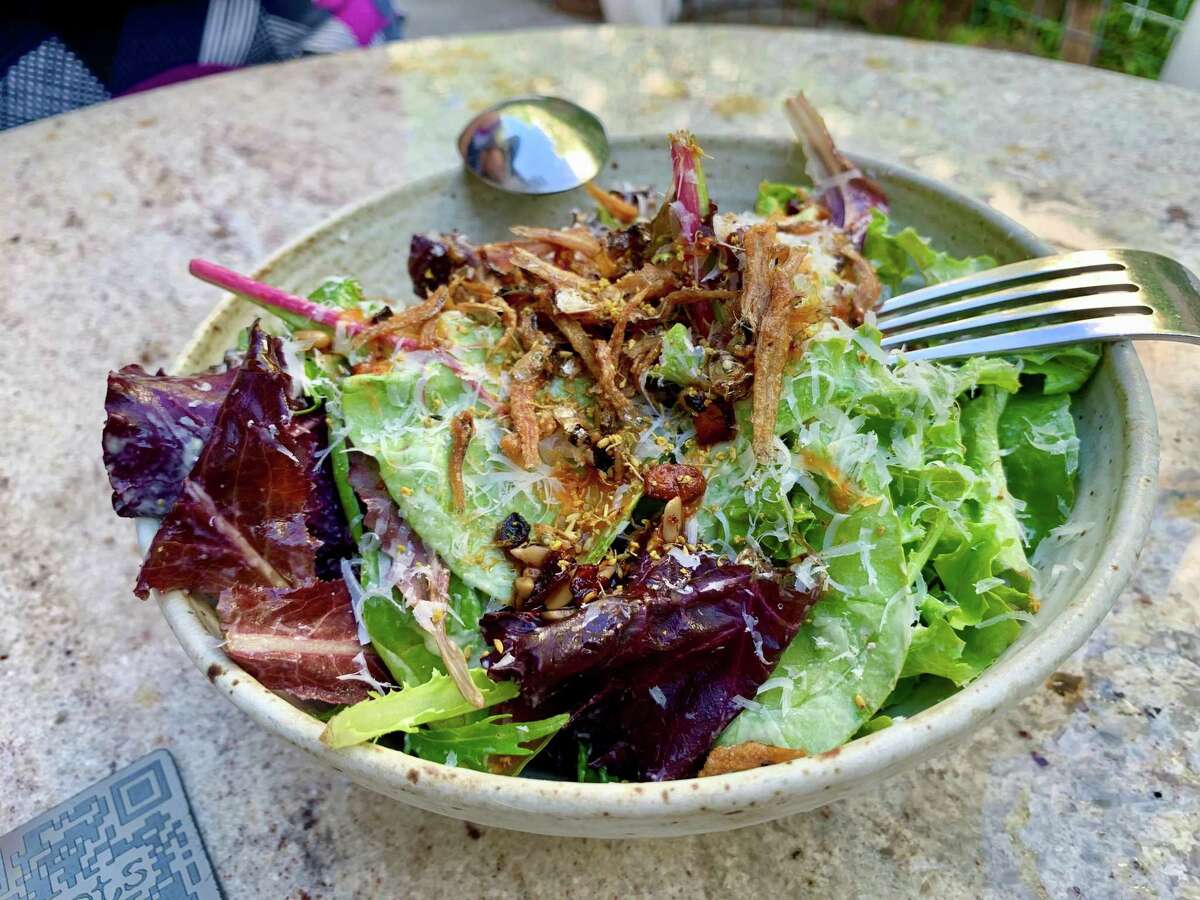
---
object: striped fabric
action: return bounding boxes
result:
[199,0,262,66]
[0,1,404,131]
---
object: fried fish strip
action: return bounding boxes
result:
[448,410,475,513]
[739,223,777,330]
[751,247,812,460]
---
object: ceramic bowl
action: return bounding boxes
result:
[156,136,1158,837]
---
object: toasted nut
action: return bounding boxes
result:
[522,567,541,580]
[544,581,573,610]
[295,329,332,350]
[644,464,708,503]
[661,495,683,543]
[510,544,551,566]
[597,564,616,581]
[541,608,576,621]
[513,576,535,603]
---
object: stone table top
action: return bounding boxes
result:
[1,24,1197,900]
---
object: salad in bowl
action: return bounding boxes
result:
[103,96,1101,784]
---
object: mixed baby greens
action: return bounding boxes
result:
[102,95,1098,781]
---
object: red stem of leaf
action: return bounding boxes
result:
[188,259,501,409]
[189,259,355,331]
[669,138,703,245]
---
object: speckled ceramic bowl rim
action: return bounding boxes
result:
[156,140,1159,832]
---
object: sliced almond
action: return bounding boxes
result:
[544,581,573,610]
[513,576,535,604]
[661,495,683,543]
[294,329,332,350]
[510,544,551,567]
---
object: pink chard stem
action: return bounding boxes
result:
[189,259,360,333]
[188,259,502,409]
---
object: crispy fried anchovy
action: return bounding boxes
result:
[593,340,634,420]
[842,246,882,324]
[449,409,475,513]
[353,285,448,348]
[739,223,777,331]
[585,182,639,223]
[510,247,595,293]
[510,335,552,469]
[751,247,812,460]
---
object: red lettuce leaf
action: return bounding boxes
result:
[408,233,454,298]
[104,359,350,577]
[784,93,888,246]
[134,325,319,598]
[102,366,237,517]
[296,416,355,580]
[218,579,389,704]
[481,552,819,781]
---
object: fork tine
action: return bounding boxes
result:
[879,292,1152,349]
[896,314,1162,362]
[875,249,1127,316]
[876,269,1139,333]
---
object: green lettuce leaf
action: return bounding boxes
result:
[1017,345,1102,395]
[754,181,804,216]
[342,363,553,600]
[650,323,705,386]
[576,743,613,783]
[362,575,485,687]
[901,595,976,684]
[320,670,518,749]
[718,499,913,752]
[404,714,569,771]
[876,675,959,720]
[691,429,807,561]
[960,386,1031,582]
[702,323,1050,744]
[308,276,365,309]
[863,210,995,295]
[342,311,628,600]
[998,390,1080,549]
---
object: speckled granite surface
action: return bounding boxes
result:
[1,25,1197,899]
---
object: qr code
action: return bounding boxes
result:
[0,750,219,900]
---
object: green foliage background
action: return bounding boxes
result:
[705,1,1194,79]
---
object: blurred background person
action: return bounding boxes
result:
[0,1,404,130]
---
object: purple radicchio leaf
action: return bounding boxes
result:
[481,551,820,781]
[134,324,319,599]
[784,93,888,247]
[218,578,390,705]
[408,233,454,298]
[104,334,351,579]
[102,366,237,518]
[296,416,354,580]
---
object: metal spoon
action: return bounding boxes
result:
[457,96,609,195]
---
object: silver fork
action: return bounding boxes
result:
[875,249,1200,361]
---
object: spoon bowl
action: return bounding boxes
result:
[457,96,609,194]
